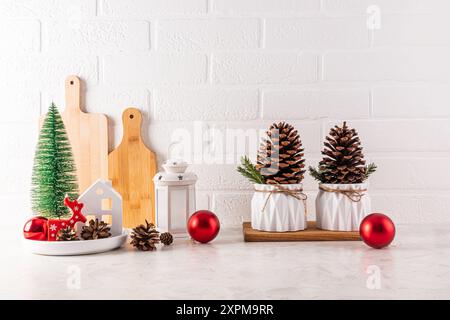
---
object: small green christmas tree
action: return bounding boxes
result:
[31,103,79,218]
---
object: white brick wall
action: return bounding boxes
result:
[1,0,450,228]
[157,19,260,50]
[212,53,318,84]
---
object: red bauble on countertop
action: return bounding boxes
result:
[360,213,396,249]
[188,210,220,244]
[23,216,48,241]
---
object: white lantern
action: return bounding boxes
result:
[153,159,197,238]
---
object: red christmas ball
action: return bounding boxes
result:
[188,210,220,243]
[360,213,396,249]
[23,216,48,241]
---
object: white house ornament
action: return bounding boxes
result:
[78,179,123,237]
[153,159,197,238]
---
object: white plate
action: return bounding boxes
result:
[23,233,128,256]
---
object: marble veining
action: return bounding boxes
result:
[1,224,449,300]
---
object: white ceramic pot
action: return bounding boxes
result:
[316,183,371,231]
[251,184,307,232]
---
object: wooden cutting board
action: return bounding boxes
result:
[108,108,157,228]
[40,75,108,193]
[243,222,361,242]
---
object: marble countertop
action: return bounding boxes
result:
[1,223,449,300]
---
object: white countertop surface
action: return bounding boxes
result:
[1,223,449,300]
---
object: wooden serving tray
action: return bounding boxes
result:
[243,222,361,242]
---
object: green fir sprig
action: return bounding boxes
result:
[309,163,377,184]
[308,166,326,183]
[237,156,265,184]
[364,163,378,180]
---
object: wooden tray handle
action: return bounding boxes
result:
[122,107,143,142]
[65,75,81,112]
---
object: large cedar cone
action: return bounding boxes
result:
[160,232,173,246]
[319,121,366,184]
[56,226,79,241]
[81,219,111,240]
[256,122,305,184]
[130,220,160,251]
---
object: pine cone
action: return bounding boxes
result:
[319,122,366,184]
[130,220,160,251]
[256,122,305,184]
[56,226,78,241]
[160,232,173,246]
[81,219,111,240]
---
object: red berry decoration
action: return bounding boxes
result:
[188,210,220,244]
[23,217,48,241]
[360,213,396,249]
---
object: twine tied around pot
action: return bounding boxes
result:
[255,185,308,215]
[319,185,367,202]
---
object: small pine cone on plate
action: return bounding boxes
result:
[81,219,111,240]
[56,226,79,241]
